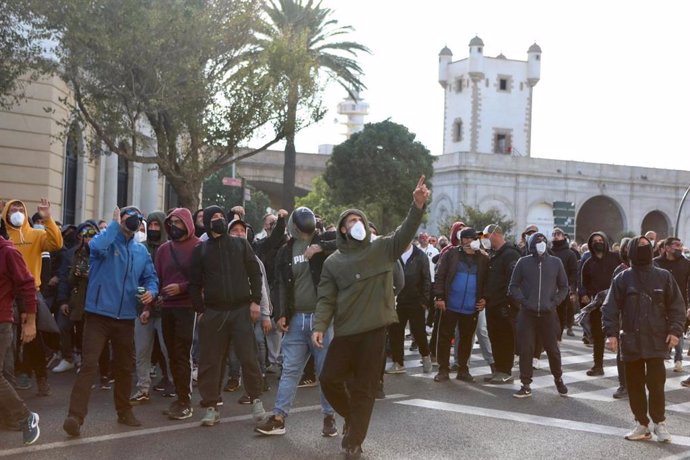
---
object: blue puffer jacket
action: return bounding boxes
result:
[85,220,159,320]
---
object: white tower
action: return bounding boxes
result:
[527,43,542,87]
[438,46,453,88]
[337,91,369,138]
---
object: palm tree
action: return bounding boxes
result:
[255,0,370,211]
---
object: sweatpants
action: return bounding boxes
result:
[517,310,562,385]
[486,305,515,375]
[625,358,666,426]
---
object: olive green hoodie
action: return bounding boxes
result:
[314,203,424,337]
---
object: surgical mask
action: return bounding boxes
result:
[33,224,45,230]
[9,211,24,227]
[124,215,141,232]
[134,231,147,243]
[648,240,655,248]
[349,221,366,241]
[210,218,227,235]
[470,240,481,251]
[168,225,187,241]
[536,241,547,255]
[481,238,492,250]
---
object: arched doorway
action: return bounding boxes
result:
[576,195,625,244]
[62,122,79,225]
[641,211,670,239]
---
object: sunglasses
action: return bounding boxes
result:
[123,209,144,220]
[81,229,97,238]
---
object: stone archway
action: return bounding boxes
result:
[641,210,671,239]
[576,195,625,244]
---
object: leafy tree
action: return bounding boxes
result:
[0,0,52,108]
[439,205,515,239]
[295,176,350,228]
[251,0,370,211]
[324,120,435,234]
[37,0,285,210]
[202,166,270,232]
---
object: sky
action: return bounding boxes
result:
[258,0,690,171]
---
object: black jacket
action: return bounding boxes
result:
[397,245,432,308]
[550,239,578,293]
[189,229,262,313]
[654,254,690,304]
[484,242,521,309]
[274,232,334,323]
[581,232,621,298]
[602,237,686,361]
[508,233,569,316]
[252,214,287,287]
[433,246,488,305]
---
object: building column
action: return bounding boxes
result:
[102,153,118,219]
[139,158,160,214]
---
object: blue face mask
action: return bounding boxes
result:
[33,224,45,230]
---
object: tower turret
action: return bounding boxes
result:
[468,35,484,80]
[438,46,453,88]
[527,42,542,87]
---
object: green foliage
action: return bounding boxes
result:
[202,166,271,231]
[324,120,435,234]
[295,176,349,228]
[439,205,515,238]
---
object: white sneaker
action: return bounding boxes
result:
[52,359,75,373]
[385,363,406,374]
[422,356,432,374]
[624,423,652,441]
[674,361,683,372]
[654,421,672,443]
[532,358,541,370]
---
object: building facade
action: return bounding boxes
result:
[430,37,690,243]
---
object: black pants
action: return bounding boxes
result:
[389,304,430,365]
[517,310,562,385]
[556,296,575,332]
[320,327,386,448]
[486,305,515,375]
[437,310,477,373]
[590,308,605,368]
[625,358,665,425]
[429,309,440,357]
[68,313,135,421]
[162,308,196,404]
[198,307,262,407]
[617,349,627,387]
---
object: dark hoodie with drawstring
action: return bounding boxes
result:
[508,233,569,316]
[145,211,168,262]
[151,208,200,309]
[581,231,621,298]
[314,203,424,337]
[602,236,686,361]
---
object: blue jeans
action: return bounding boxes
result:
[274,313,333,418]
[675,335,684,363]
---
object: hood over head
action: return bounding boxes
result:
[203,206,226,234]
[336,208,371,251]
[146,211,167,244]
[587,231,610,254]
[528,232,548,256]
[164,208,195,241]
[619,237,632,266]
[2,199,31,242]
[628,236,653,268]
[449,221,465,247]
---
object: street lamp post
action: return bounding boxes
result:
[675,184,690,237]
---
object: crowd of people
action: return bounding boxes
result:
[1,177,689,455]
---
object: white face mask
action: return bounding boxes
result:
[9,211,25,227]
[349,221,366,241]
[470,239,481,251]
[536,241,547,255]
[134,231,147,243]
[649,240,655,248]
[481,238,492,250]
[33,224,45,230]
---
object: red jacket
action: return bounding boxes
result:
[0,237,37,322]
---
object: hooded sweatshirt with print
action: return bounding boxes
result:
[508,233,569,316]
[2,199,63,289]
[314,202,424,337]
[152,208,200,309]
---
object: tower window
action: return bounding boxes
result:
[452,119,463,143]
[477,47,482,53]
[493,129,512,154]
[536,55,540,61]
[454,78,463,93]
[496,75,512,93]
[499,79,507,91]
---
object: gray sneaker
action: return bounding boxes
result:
[654,421,672,443]
[252,399,266,422]
[385,363,406,374]
[624,423,651,441]
[422,356,432,374]
[200,407,220,426]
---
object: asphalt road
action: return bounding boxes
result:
[3,328,690,459]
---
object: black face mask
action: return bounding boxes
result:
[194,225,205,238]
[210,219,227,235]
[633,244,653,266]
[124,215,141,232]
[169,225,187,241]
[592,242,605,253]
[147,229,161,242]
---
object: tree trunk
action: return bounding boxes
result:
[169,176,201,211]
[282,85,299,212]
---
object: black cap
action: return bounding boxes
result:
[459,227,477,239]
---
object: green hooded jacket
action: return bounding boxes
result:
[314,203,424,337]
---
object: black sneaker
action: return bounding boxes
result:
[62,415,81,437]
[513,385,532,398]
[129,390,150,406]
[117,411,142,427]
[153,378,169,392]
[162,384,177,398]
[298,377,318,388]
[566,327,575,337]
[168,402,193,420]
[238,394,252,405]
[586,367,604,377]
[100,376,112,390]
[322,414,338,437]
[22,412,40,445]
[254,415,286,435]
[344,445,363,459]
[36,378,51,396]
[613,386,628,399]
[223,377,240,392]
[434,371,450,382]
[456,371,474,383]
[555,378,568,397]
